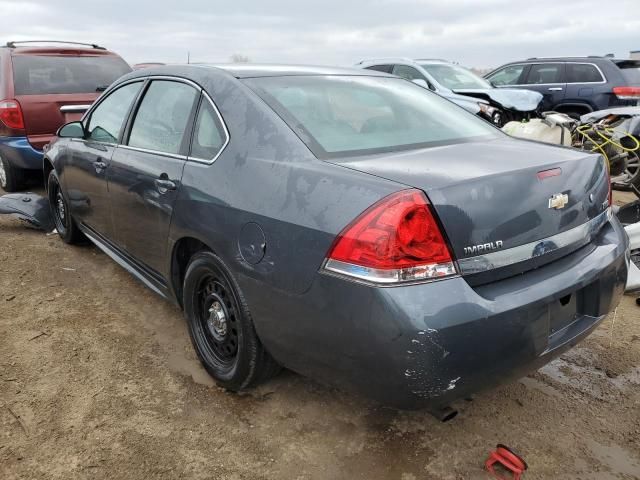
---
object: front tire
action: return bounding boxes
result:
[183,251,280,391]
[0,154,24,192]
[47,170,83,243]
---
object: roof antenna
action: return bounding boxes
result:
[187,51,190,64]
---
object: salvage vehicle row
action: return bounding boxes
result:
[42,64,629,413]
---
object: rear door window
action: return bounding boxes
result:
[86,82,143,144]
[392,65,426,82]
[190,96,228,160]
[364,65,393,74]
[524,63,564,84]
[565,63,604,83]
[11,55,132,95]
[127,80,198,155]
[392,65,434,89]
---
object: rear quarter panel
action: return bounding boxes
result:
[168,72,402,297]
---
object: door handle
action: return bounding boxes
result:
[93,160,108,173]
[155,178,177,192]
[548,87,563,91]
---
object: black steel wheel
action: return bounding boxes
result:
[47,170,83,243]
[183,251,280,390]
[195,273,240,368]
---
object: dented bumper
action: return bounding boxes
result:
[249,213,628,410]
[368,216,628,408]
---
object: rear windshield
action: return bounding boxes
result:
[12,55,132,95]
[244,75,498,159]
[617,62,640,85]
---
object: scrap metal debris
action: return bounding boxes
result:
[5,406,28,436]
[0,193,54,232]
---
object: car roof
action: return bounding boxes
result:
[413,59,452,64]
[1,41,119,57]
[357,57,453,66]
[511,56,625,63]
[189,63,393,78]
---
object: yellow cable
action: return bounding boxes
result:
[575,123,640,168]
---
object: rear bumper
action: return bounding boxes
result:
[249,214,629,409]
[0,136,43,170]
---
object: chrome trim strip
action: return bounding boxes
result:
[79,224,168,298]
[81,75,229,164]
[489,62,607,86]
[458,208,612,275]
[82,76,203,122]
[118,144,187,160]
[60,104,92,113]
[322,258,458,286]
[187,90,230,165]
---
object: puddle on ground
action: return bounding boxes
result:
[165,350,216,387]
[518,376,564,399]
[609,366,640,390]
[538,356,609,399]
[585,438,640,478]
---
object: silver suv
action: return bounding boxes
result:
[356,58,542,126]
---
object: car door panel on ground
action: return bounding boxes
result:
[107,79,198,277]
[63,81,143,239]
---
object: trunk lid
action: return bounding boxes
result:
[331,138,610,277]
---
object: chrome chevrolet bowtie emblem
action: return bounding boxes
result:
[548,193,569,210]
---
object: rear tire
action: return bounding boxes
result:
[612,150,640,194]
[183,251,280,391]
[47,170,83,243]
[0,154,24,192]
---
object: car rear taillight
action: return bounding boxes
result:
[612,86,640,100]
[323,189,457,284]
[0,99,25,130]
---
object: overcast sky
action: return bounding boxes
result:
[1,0,639,68]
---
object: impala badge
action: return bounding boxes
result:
[548,193,569,210]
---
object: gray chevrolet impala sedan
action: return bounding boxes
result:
[44,64,629,415]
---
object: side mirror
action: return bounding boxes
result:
[57,121,86,139]
[412,78,429,89]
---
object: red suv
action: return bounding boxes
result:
[0,41,131,191]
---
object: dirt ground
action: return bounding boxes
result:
[1,187,639,480]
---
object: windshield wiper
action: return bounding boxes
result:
[96,85,109,92]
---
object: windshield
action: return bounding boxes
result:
[244,75,498,159]
[420,64,492,90]
[12,55,132,95]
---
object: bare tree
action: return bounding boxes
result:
[230,53,250,63]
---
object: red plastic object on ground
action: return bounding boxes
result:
[485,444,528,480]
